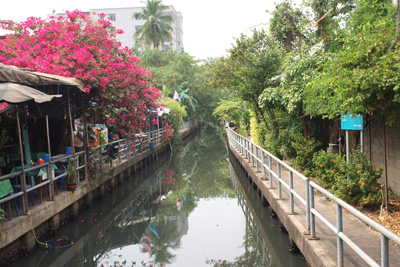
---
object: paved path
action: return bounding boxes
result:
[228,141,400,267]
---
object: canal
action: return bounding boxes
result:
[11,126,306,266]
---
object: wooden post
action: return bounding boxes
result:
[81,91,89,180]
[67,88,77,183]
[46,115,54,200]
[16,107,28,213]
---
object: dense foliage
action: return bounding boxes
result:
[209,0,399,207]
[140,48,219,120]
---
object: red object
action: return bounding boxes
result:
[37,159,44,165]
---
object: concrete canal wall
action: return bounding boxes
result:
[0,122,203,265]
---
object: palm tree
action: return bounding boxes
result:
[133,0,175,49]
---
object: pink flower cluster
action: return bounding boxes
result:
[162,123,173,142]
[164,169,175,185]
[0,103,8,110]
[0,10,162,138]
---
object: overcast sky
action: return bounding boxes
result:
[0,0,302,60]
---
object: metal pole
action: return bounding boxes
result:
[337,203,343,267]
[360,130,363,153]
[381,235,389,267]
[256,147,259,172]
[310,187,316,238]
[290,171,294,214]
[261,151,266,179]
[346,130,349,163]
[16,107,28,213]
[269,156,272,188]
[251,143,254,165]
[383,115,388,212]
[278,162,282,199]
[338,120,342,155]
[46,115,54,200]
[306,179,310,232]
[244,139,247,159]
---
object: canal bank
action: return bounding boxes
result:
[0,121,203,265]
[225,127,400,267]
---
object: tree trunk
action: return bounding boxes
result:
[299,108,311,139]
[267,109,280,135]
[251,95,270,131]
[322,118,330,148]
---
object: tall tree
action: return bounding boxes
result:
[305,0,356,39]
[133,0,174,49]
[269,0,305,52]
[209,30,282,133]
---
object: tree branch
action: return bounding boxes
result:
[388,0,400,55]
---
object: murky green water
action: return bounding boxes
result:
[11,126,306,266]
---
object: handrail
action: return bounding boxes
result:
[0,127,163,220]
[227,126,400,267]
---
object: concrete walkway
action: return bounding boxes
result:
[228,141,400,267]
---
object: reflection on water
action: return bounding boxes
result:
[11,126,305,266]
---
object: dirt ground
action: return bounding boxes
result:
[363,195,400,249]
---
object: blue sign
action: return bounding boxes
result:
[341,113,363,130]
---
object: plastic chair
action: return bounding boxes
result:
[13,184,35,207]
[55,170,66,190]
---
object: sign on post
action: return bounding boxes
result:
[341,113,363,130]
[341,113,364,162]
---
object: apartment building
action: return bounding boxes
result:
[48,6,183,53]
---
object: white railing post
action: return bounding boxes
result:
[289,170,294,214]
[278,162,282,199]
[251,143,254,166]
[337,203,343,267]
[256,147,259,172]
[381,235,389,267]
[310,187,316,238]
[269,156,273,188]
[261,151,266,179]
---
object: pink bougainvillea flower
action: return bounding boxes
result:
[0,10,161,138]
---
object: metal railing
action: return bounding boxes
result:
[227,127,400,267]
[0,128,163,221]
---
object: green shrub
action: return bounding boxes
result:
[311,149,382,208]
[291,135,321,176]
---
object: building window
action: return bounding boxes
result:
[106,14,116,21]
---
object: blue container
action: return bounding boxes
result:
[66,147,72,155]
[149,142,155,149]
[43,154,49,163]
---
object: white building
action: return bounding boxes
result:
[48,6,183,53]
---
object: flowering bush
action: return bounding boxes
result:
[164,169,175,185]
[311,149,382,208]
[0,10,161,137]
[162,123,173,142]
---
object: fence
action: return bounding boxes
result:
[0,128,163,221]
[227,127,400,267]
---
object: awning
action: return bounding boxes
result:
[0,63,85,91]
[0,83,62,104]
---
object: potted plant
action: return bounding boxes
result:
[66,160,77,192]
